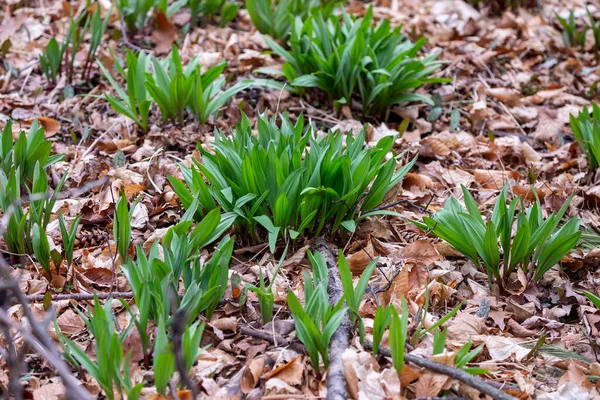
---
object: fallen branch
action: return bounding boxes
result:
[239,326,306,354]
[314,238,353,400]
[26,291,134,302]
[364,339,518,400]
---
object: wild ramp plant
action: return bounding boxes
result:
[570,102,600,170]
[39,5,112,84]
[99,46,261,131]
[122,208,234,363]
[58,205,233,398]
[0,120,65,256]
[168,112,417,251]
[556,10,588,49]
[187,0,239,28]
[262,7,448,117]
[245,0,342,40]
[287,250,348,371]
[115,0,155,32]
[415,185,581,289]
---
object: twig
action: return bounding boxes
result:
[0,286,23,400]
[0,308,92,399]
[363,339,519,400]
[26,291,134,302]
[239,326,306,354]
[314,239,352,400]
[171,310,197,399]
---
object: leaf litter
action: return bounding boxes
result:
[2,0,600,399]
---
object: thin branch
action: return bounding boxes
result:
[171,310,197,399]
[26,291,134,302]
[0,308,92,400]
[363,339,518,400]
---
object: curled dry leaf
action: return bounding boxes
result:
[474,169,520,189]
[152,12,177,55]
[210,316,238,332]
[446,312,484,342]
[484,336,530,362]
[342,348,400,400]
[25,116,61,137]
[241,357,265,394]
[392,240,440,266]
[346,241,375,274]
[55,309,85,336]
[261,357,304,386]
[486,87,522,106]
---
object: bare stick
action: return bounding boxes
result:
[0,308,92,399]
[363,339,518,400]
[314,239,352,400]
[26,291,134,302]
[171,310,197,399]
[0,286,23,400]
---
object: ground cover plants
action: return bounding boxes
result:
[2,0,600,399]
[169,112,417,250]
[264,7,448,116]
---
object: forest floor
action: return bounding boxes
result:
[2,0,600,399]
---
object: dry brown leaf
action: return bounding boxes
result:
[152,12,177,55]
[414,371,450,397]
[505,269,528,295]
[346,241,375,274]
[241,357,265,394]
[26,116,61,137]
[484,336,529,361]
[56,309,85,336]
[393,240,440,266]
[33,382,65,400]
[486,87,522,106]
[261,357,304,386]
[210,316,238,332]
[447,312,484,341]
[474,169,520,189]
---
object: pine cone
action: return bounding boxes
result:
[73,228,107,249]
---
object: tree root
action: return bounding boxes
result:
[314,238,353,400]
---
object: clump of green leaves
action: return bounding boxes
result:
[169,112,416,249]
[39,38,62,84]
[287,251,347,371]
[0,120,65,256]
[416,185,581,288]
[589,10,600,51]
[99,51,152,132]
[0,120,64,186]
[59,297,144,400]
[389,299,408,375]
[39,5,112,84]
[264,7,447,116]
[113,194,141,264]
[100,47,254,130]
[556,10,588,49]
[115,0,154,32]
[122,205,235,358]
[32,223,51,273]
[339,250,376,342]
[58,213,81,267]
[570,102,600,170]
[245,0,340,40]
[245,245,288,323]
[188,0,239,28]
